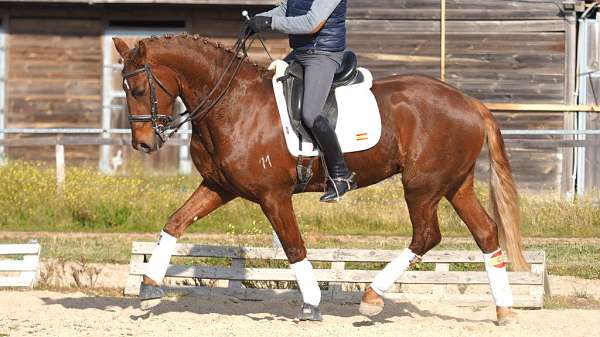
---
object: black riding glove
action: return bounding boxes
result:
[248,16,272,35]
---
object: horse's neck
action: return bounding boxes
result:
[165,44,272,138]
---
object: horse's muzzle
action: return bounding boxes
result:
[132,133,164,154]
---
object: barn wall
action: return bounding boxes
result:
[0,1,569,193]
[344,0,566,193]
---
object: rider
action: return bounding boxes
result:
[248,0,357,203]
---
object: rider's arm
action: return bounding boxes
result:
[257,0,288,18]
[268,0,342,35]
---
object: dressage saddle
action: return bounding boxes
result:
[278,50,364,147]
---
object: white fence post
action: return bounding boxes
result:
[55,143,65,190]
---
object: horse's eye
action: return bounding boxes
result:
[131,88,146,97]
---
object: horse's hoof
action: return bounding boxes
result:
[139,283,164,310]
[496,307,518,326]
[359,301,384,317]
[140,298,162,311]
[359,287,384,317]
[297,303,322,321]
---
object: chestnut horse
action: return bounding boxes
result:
[113,32,528,324]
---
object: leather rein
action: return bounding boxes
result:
[121,27,253,142]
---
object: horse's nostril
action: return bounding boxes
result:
[139,143,152,152]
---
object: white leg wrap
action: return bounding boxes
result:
[145,230,177,284]
[290,258,321,306]
[484,248,514,307]
[370,248,417,296]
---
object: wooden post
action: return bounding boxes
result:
[530,262,546,308]
[228,258,245,289]
[19,240,40,288]
[440,0,446,81]
[124,254,144,296]
[55,143,65,191]
[432,263,449,297]
[329,261,345,299]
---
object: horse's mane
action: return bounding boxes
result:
[137,33,271,75]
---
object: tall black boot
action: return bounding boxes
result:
[310,115,357,202]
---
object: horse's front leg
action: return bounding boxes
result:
[260,192,322,321]
[140,180,234,309]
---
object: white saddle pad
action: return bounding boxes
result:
[268,59,382,158]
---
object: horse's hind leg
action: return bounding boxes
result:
[140,181,233,309]
[446,171,517,325]
[259,191,322,321]
[360,186,444,316]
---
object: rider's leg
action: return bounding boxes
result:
[297,51,356,202]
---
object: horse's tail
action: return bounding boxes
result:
[478,103,529,271]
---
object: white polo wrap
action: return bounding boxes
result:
[290,258,321,306]
[484,248,514,307]
[370,248,417,295]
[145,230,177,283]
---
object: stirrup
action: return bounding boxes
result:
[321,172,357,202]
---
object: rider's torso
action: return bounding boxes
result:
[286,0,347,52]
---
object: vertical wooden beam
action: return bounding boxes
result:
[563,10,578,198]
[124,254,144,296]
[228,258,245,289]
[330,261,345,299]
[19,240,40,288]
[432,262,449,297]
[440,0,446,81]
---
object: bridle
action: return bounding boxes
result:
[123,64,178,142]
[122,25,254,142]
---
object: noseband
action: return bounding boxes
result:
[122,27,253,143]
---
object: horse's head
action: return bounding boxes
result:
[113,38,181,153]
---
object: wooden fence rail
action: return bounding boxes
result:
[125,243,549,308]
[0,240,41,288]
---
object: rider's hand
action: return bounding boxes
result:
[247,16,272,35]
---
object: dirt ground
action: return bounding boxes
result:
[0,290,599,337]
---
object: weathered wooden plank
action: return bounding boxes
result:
[131,243,546,264]
[0,244,40,255]
[0,277,32,287]
[130,263,543,285]
[0,260,39,272]
[348,20,566,34]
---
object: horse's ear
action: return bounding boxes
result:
[137,40,148,58]
[113,37,130,58]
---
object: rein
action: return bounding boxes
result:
[122,26,254,142]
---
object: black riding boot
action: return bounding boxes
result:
[310,116,357,202]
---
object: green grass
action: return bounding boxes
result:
[1,160,600,238]
[1,160,600,279]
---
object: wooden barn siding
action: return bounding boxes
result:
[5,15,103,164]
[344,0,565,193]
[0,1,568,192]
